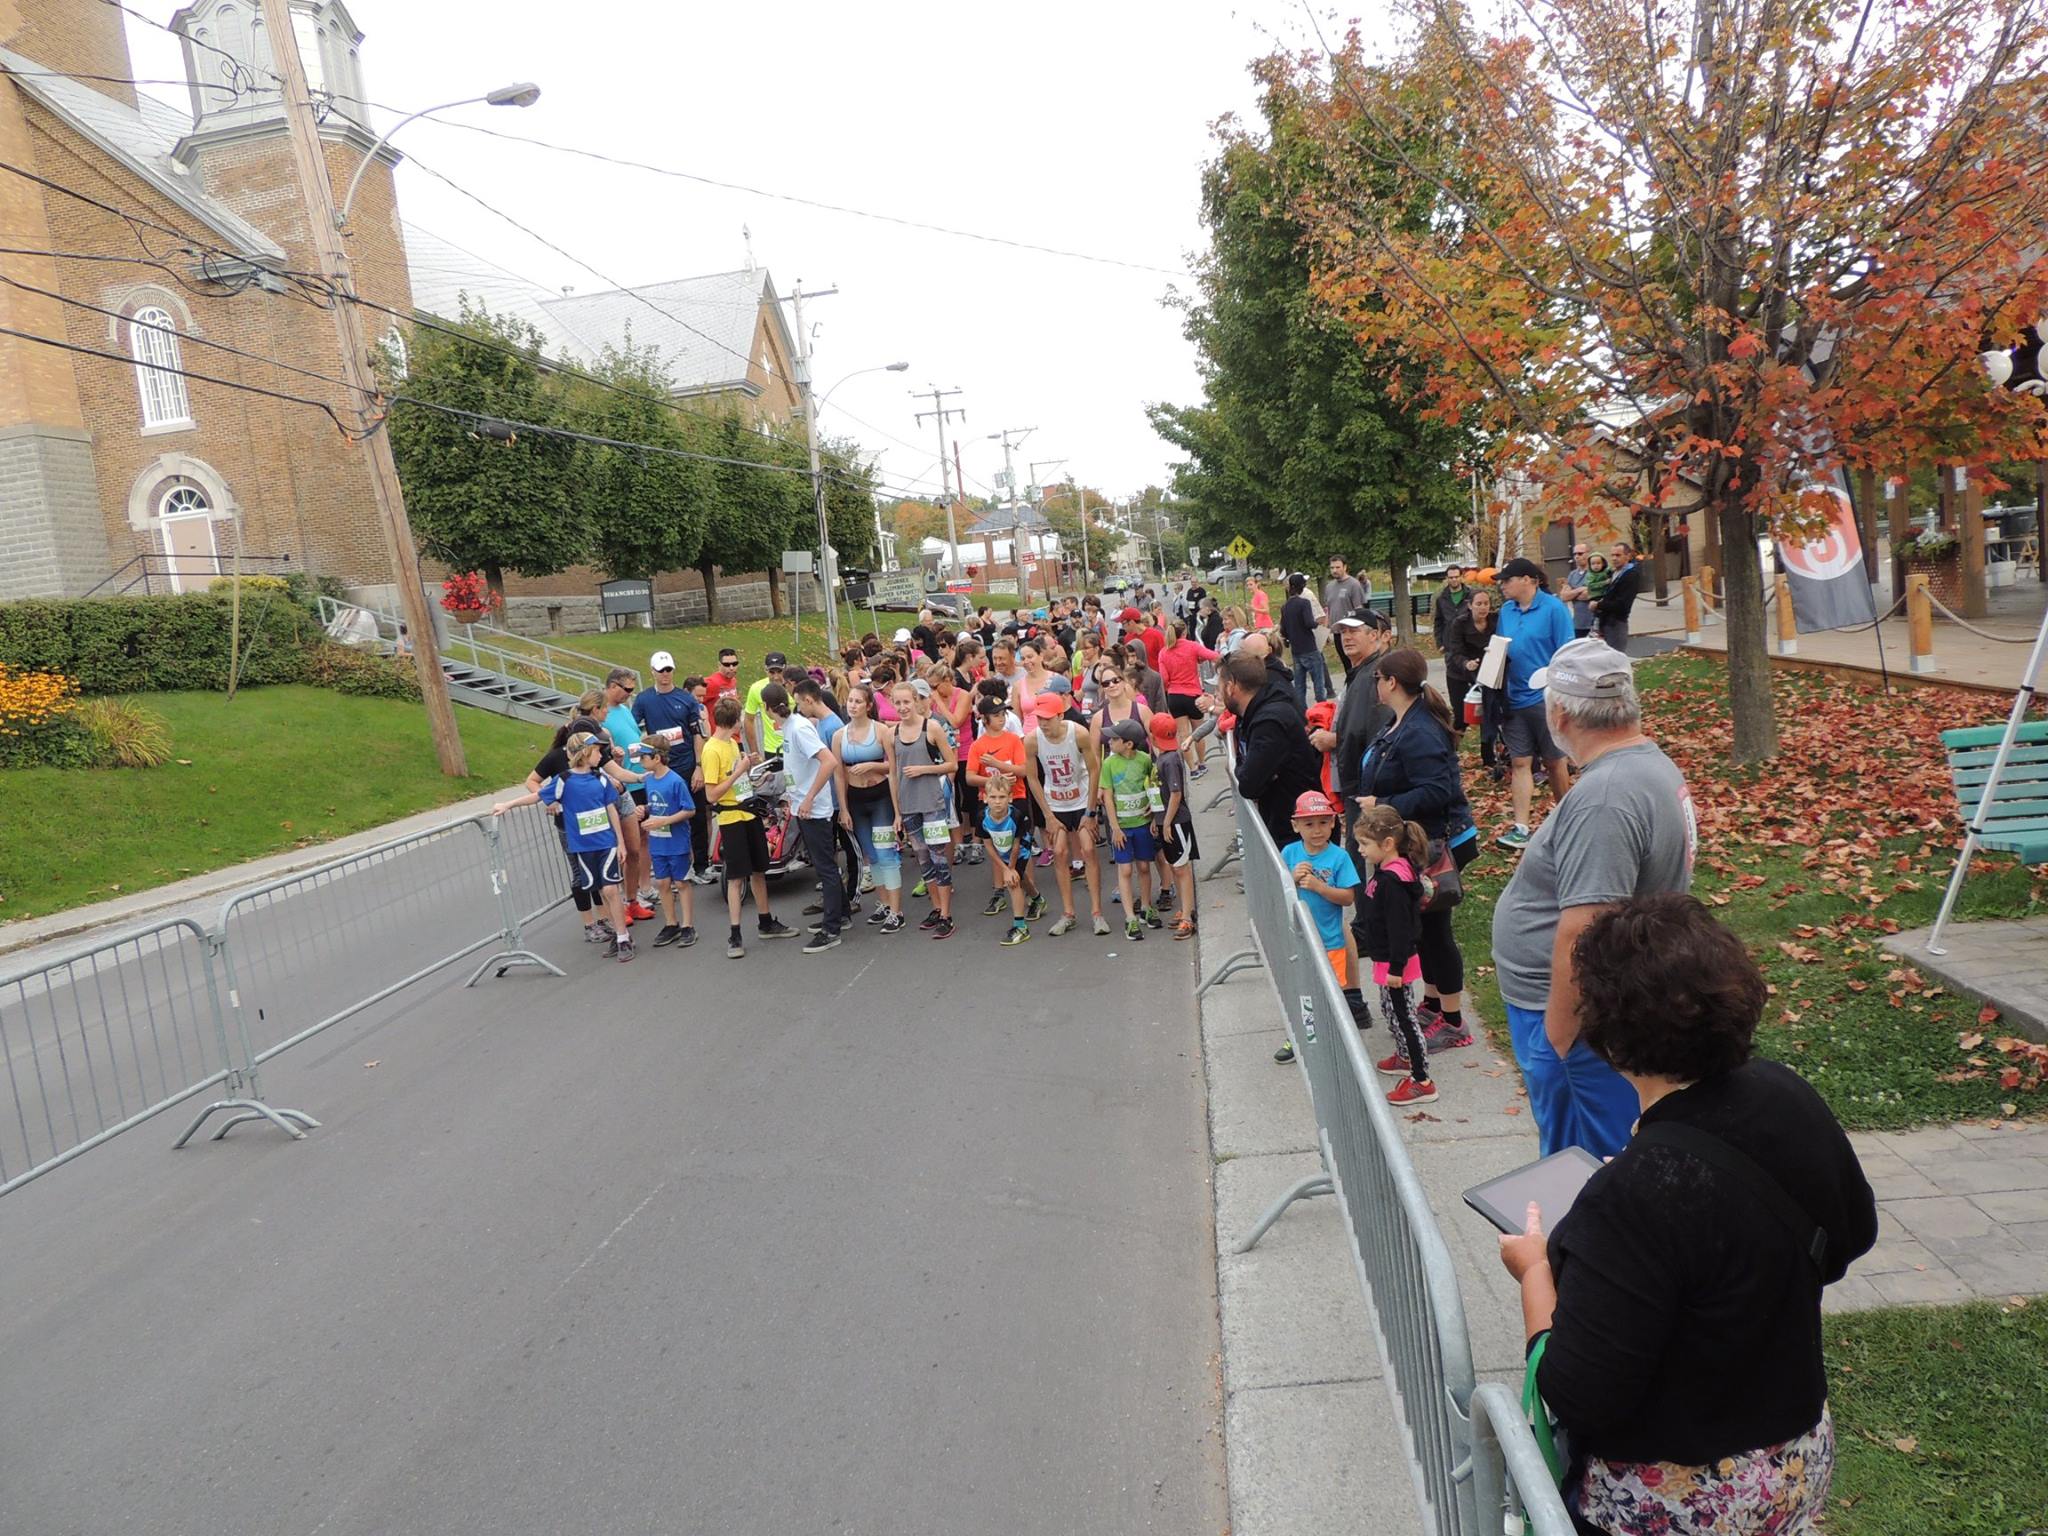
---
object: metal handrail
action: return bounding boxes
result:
[316,596,605,703]
[440,618,614,699]
[81,551,295,598]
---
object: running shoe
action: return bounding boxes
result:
[1374,1051,1413,1078]
[913,878,929,898]
[1000,923,1031,947]
[627,902,657,922]
[802,930,842,954]
[1189,763,1209,780]
[1025,893,1048,922]
[804,900,825,915]
[881,913,907,933]
[1415,998,1442,1033]
[1048,914,1077,936]
[867,906,892,926]
[758,917,798,941]
[930,916,955,941]
[1172,917,1197,941]
[857,869,876,895]
[1495,825,1531,850]
[1035,849,1054,867]
[638,889,657,906]
[1424,1015,1475,1051]
[1143,906,1164,930]
[1125,918,1145,941]
[847,899,863,916]
[675,927,697,948]
[919,908,944,931]
[1092,914,1112,936]
[1070,860,1085,874]
[1155,889,1174,912]
[1273,1041,1296,1064]
[962,844,984,866]
[691,869,721,886]
[1387,1076,1439,1106]
[983,892,1009,918]
[726,929,745,958]
[652,924,685,948]
[584,923,610,944]
[615,937,634,963]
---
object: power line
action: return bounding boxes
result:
[389,112,1188,278]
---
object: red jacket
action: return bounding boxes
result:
[1304,699,1338,799]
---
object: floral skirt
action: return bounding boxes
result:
[1573,1407,1833,1535]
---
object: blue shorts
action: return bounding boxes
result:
[569,846,620,892]
[1112,823,1158,865]
[648,841,692,883]
[1504,1001,1639,1160]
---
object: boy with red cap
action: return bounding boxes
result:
[1273,789,1360,1063]
[966,693,1043,924]
[1149,710,1200,938]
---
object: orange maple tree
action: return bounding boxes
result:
[1279,0,2048,761]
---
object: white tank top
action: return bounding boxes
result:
[1034,724,1089,813]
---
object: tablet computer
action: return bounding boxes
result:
[1462,1146,1605,1235]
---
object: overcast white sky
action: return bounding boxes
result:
[125,1,1336,505]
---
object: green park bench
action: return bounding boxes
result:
[1929,719,2048,952]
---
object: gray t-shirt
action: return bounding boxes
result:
[779,712,835,818]
[1323,574,1368,628]
[1491,741,1697,1009]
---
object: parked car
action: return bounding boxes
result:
[878,588,973,618]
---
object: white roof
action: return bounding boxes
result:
[0,53,283,261]
[401,221,786,397]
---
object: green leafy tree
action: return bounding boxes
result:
[568,341,714,585]
[1149,71,1475,633]
[819,438,881,569]
[389,302,586,601]
[697,414,809,621]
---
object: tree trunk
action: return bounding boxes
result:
[1389,560,1413,641]
[767,568,784,619]
[698,559,720,625]
[1718,501,1779,764]
[483,562,505,608]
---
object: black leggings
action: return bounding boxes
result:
[1417,838,1480,995]
[1382,980,1429,1083]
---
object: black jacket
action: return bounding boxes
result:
[1444,608,1496,684]
[1358,705,1474,842]
[1233,677,1322,853]
[1431,585,1470,651]
[1331,655,1391,797]
[1595,561,1643,625]
[1279,594,1319,657]
[1356,857,1421,971]
[1540,1059,1877,1466]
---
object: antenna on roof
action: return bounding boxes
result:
[742,224,756,274]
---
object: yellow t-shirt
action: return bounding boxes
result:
[699,734,754,825]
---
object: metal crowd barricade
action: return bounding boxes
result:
[1213,772,1572,1536]
[3,809,570,1186]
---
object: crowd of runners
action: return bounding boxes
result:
[494,587,1225,962]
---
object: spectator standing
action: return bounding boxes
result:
[1220,651,1323,857]
[1594,540,1643,653]
[1490,640,1698,1158]
[1309,612,1392,855]
[1323,555,1370,629]
[1560,543,1594,638]
[1429,565,1470,653]
[1249,581,1274,632]
[1357,648,1479,1051]
[1500,895,1875,1535]
[1279,573,1332,706]
[1494,558,1575,848]
[1444,587,1496,759]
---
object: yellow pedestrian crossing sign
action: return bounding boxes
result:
[1227,535,1254,562]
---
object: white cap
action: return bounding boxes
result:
[649,650,675,672]
[892,627,913,643]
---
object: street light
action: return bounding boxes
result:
[336,83,542,227]
[805,360,910,653]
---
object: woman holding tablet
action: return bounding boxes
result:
[1498,894,1875,1535]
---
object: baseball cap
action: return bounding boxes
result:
[649,650,675,672]
[1147,711,1180,745]
[1530,638,1634,698]
[978,693,1011,716]
[909,677,933,699]
[1292,789,1337,819]
[1109,718,1149,746]
[764,651,788,668]
[1032,691,1070,719]
[1043,673,1073,694]
[1498,557,1546,584]
[892,627,913,643]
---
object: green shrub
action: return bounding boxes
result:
[208,574,292,596]
[305,641,421,700]
[0,714,93,768]
[74,697,174,767]
[0,593,315,693]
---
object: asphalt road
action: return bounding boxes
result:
[0,870,1226,1535]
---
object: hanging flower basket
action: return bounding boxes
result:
[439,571,501,626]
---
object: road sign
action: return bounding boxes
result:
[987,578,1019,595]
[870,568,924,607]
[780,549,814,574]
[1227,535,1254,562]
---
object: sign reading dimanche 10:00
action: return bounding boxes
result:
[870,569,925,607]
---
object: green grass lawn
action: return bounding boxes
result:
[1454,654,2048,1130]
[0,687,549,925]
[1825,1299,2048,1534]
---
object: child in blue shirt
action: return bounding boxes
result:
[534,732,632,961]
[1274,788,1360,1063]
[640,754,697,949]
[981,766,1034,947]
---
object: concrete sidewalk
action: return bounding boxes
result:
[0,782,522,960]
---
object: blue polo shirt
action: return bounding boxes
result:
[631,685,702,774]
[1498,589,1574,710]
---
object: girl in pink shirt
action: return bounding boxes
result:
[1155,617,1220,773]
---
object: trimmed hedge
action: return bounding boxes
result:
[0,592,319,694]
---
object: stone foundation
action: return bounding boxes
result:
[493,577,822,638]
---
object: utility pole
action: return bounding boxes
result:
[258,0,466,776]
[952,440,969,582]
[1153,497,1168,580]
[1029,457,1068,596]
[990,426,1036,597]
[787,281,841,654]
[913,386,966,577]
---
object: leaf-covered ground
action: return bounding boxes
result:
[1454,655,2048,1130]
